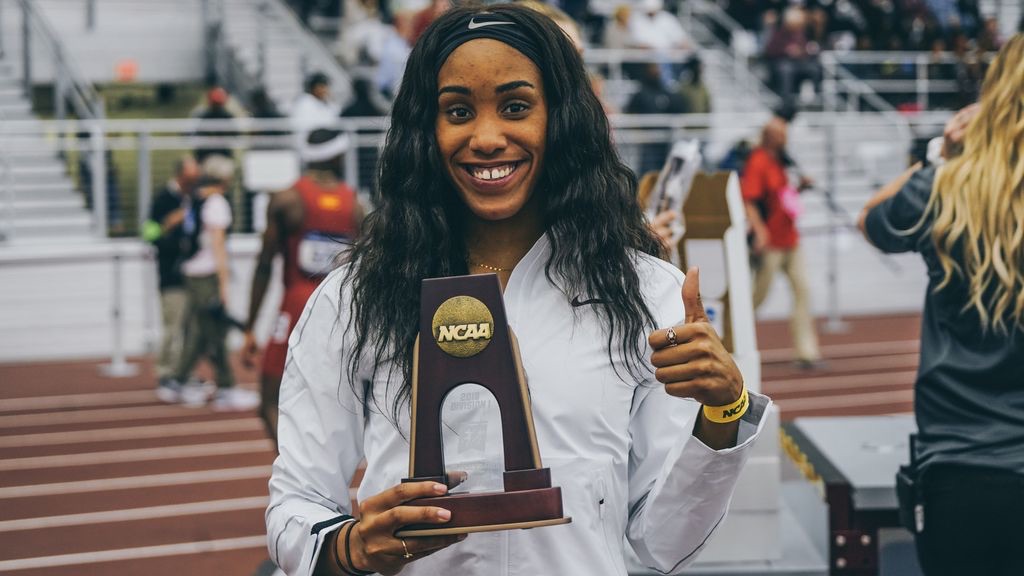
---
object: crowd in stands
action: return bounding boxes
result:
[716,0,1012,108]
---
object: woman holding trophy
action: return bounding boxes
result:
[267,4,771,575]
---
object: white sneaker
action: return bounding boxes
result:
[155,379,182,404]
[210,387,260,412]
[179,380,215,407]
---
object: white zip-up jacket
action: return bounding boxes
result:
[267,235,771,575]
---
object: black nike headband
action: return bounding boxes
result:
[435,12,544,75]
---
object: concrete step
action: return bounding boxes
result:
[0,86,26,99]
[2,197,86,217]
[0,101,32,115]
[1,182,80,201]
[0,150,69,166]
[1,214,93,240]
[4,163,68,182]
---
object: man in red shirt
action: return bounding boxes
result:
[742,117,821,368]
[242,129,363,444]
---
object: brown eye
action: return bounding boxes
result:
[503,102,530,115]
[446,106,472,121]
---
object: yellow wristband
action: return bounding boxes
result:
[702,388,749,424]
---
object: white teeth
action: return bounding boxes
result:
[471,164,515,181]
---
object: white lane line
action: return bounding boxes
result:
[765,370,917,395]
[776,389,914,411]
[763,353,919,381]
[0,465,272,499]
[0,418,263,448]
[0,439,274,471]
[0,496,268,532]
[0,405,229,428]
[0,390,158,411]
[760,340,919,363]
[0,535,268,570]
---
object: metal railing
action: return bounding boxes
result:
[822,50,996,111]
[15,0,103,121]
[1,0,108,239]
[0,111,953,334]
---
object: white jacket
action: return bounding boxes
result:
[267,235,771,575]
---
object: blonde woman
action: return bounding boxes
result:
[858,35,1024,576]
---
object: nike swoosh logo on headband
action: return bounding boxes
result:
[467,18,515,30]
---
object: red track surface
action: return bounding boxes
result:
[0,314,920,575]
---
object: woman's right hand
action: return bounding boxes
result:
[941,103,980,159]
[343,481,466,575]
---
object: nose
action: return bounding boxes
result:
[469,113,507,156]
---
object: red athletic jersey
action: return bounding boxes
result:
[284,176,359,293]
[262,176,358,379]
[741,148,799,249]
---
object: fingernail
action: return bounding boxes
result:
[437,509,451,521]
[433,483,447,494]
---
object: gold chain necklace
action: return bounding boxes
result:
[468,260,511,273]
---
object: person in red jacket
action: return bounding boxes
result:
[243,129,363,444]
[742,117,821,368]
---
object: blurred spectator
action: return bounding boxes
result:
[977,16,1003,52]
[678,56,711,114]
[602,4,633,50]
[249,87,288,139]
[341,74,388,117]
[742,117,822,369]
[407,0,450,45]
[291,72,343,151]
[169,156,258,411]
[342,73,389,192]
[764,7,821,108]
[628,0,692,51]
[337,0,410,98]
[950,30,983,107]
[626,62,687,175]
[193,87,237,164]
[242,129,363,444]
[146,156,200,401]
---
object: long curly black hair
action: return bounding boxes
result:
[343,3,663,421]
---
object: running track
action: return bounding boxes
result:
[0,314,920,575]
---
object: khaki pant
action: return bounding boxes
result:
[156,287,188,379]
[752,247,821,362]
[174,275,235,388]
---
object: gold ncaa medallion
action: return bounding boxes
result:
[431,295,494,358]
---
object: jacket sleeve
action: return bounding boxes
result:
[625,265,772,574]
[266,270,366,576]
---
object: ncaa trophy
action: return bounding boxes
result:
[395,273,571,536]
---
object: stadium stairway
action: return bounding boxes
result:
[0,60,93,243]
[215,0,352,115]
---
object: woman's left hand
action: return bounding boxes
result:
[648,267,743,409]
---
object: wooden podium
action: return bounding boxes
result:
[396,274,571,537]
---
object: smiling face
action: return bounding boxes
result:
[435,38,547,223]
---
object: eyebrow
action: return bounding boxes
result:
[437,80,536,98]
[438,85,470,96]
[496,80,535,93]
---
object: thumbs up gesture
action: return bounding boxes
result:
[647,267,744,411]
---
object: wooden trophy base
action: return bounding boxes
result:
[394,487,572,537]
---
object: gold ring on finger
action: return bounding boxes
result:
[666,327,678,346]
[401,538,413,560]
